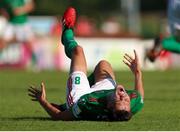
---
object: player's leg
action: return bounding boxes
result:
[70,46,87,74]
[61,7,77,59]
[93,60,115,83]
[87,60,116,86]
[62,7,90,108]
[61,7,87,74]
[88,60,116,93]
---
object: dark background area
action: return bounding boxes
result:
[32,0,167,16]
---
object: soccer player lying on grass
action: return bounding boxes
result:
[146,0,180,62]
[28,7,144,121]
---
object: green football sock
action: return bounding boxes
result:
[61,28,78,58]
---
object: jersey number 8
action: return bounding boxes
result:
[75,76,81,84]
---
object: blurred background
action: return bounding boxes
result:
[0,0,179,71]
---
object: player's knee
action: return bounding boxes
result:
[94,60,115,81]
[98,60,111,68]
[95,60,112,73]
[73,46,84,55]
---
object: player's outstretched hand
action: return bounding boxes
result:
[123,50,141,75]
[28,82,47,103]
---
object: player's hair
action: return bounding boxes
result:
[112,110,132,121]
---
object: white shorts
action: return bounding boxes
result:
[1,23,34,42]
[66,71,116,108]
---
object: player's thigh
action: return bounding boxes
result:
[66,71,90,108]
[94,60,115,83]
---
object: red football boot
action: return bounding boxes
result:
[62,7,76,29]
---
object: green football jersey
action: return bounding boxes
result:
[71,89,144,120]
[71,89,114,120]
[3,0,28,24]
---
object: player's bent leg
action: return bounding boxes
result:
[93,60,115,83]
[162,36,180,53]
[70,46,87,75]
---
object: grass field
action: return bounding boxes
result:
[0,69,180,131]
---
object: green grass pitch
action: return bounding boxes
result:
[0,69,180,130]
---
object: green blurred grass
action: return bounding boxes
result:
[0,69,180,130]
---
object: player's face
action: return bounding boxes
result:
[114,85,130,112]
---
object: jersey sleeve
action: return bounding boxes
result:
[126,89,144,115]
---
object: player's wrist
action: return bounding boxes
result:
[135,70,142,76]
[39,99,47,105]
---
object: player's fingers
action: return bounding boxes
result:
[41,82,46,94]
[124,55,132,64]
[29,87,40,94]
[134,50,138,60]
[29,85,36,89]
[28,93,36,98]
[31,98,38,101]
[28,88,37,94]
[123,59,131,68]
[125,53,133,60]
[30,87,41,93]
[41,82,45,90]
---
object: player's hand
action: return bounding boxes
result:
[28,82,47,103]
[123,50,141,75]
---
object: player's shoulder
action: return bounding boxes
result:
[127,89,144,115]
[126,89,139,96]
[126,89,143,103]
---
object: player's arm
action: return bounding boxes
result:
[39,100,75,121]
[123,50,144,99]
[50,103,67,111]
[28,82,75,120]
[14,0,35,16]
